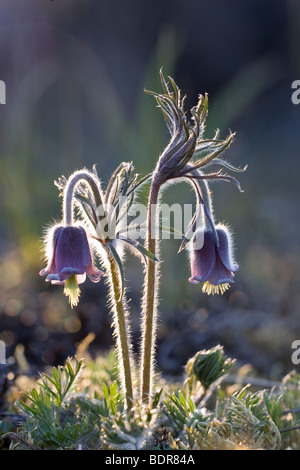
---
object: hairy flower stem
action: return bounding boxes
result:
[140,173,215,403]
[140,179,161,404]
[63,170,103,226]
[63,170,134,409]
[107,251,134,410]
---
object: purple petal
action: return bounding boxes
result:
[188,276,200,284]
[45,273,64,285]
[216,228,239,272]
[57,267,84,282]
[207,255,235,285]
[46,271,87,285]
[40,226,63,277]
[55,226,92,274]
[86,263,104,283]
[189,230,216,283]
[39,268,49,277]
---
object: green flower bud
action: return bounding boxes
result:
[186,345,234,391]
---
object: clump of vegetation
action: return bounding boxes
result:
[1,347,300,450]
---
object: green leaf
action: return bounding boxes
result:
[121,238,159,263]
[211,158,248,173]
[66,360,75,380]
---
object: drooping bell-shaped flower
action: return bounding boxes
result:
[40,225,103,307]
[188,225,238,295]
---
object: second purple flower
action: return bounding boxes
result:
[188,226,239,295]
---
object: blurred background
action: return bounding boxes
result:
[0,0,299,381]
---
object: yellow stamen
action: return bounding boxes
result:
[63,274,80,308]
[202,281,230,295]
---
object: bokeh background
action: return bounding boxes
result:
[0,0,299,381]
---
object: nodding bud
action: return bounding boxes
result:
[155,128,197,184]
[185,345,234,391]
[40,225,104,307]
[147,71,239,190]
[147,71,201,184]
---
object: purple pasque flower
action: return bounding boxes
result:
[40,225,103,307]
[188,225,238,295]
